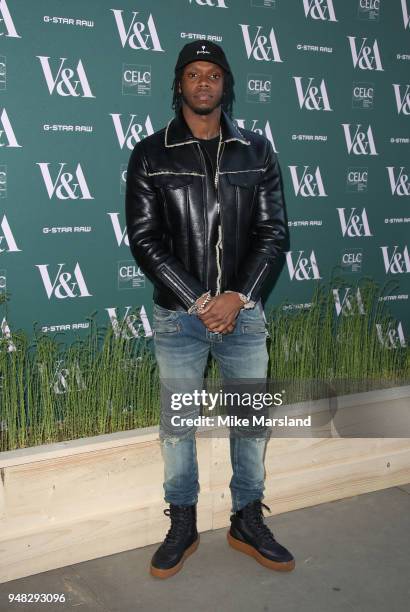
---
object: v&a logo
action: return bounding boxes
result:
[240,24,282,62]
[110,113,154,149]
[36,263,92,299]
[37,56,95,97]
[37,163,93,200]
[111,10,164,51]
[0,0,20,37]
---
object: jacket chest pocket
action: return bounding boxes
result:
[149,173,194,191]
[226,171,264,189]
[149,174,195,233]
[226,171,263,213]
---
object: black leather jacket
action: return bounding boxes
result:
[125,108,288,311]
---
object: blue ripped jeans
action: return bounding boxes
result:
[153,301,270,513]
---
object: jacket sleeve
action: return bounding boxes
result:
[125,141,207,310]
[228,141,289,303]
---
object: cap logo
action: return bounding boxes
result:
[197,45,211,55]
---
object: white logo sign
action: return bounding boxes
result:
[352,82,374,109]
[108,212,129,247]
[347,37,383,71]
[286,250,321,280]
[337,207,372,237]
[111,10,164,51]
[118,261,145,289]
[37,263,92,299]
[341,249,363,272]
[289,166,327,197]
[393,84,410,115]
[235,119,277,152]
[189,0,228,6]
[110,113,154,149]
[122,64,151,96]
[357,0,380,21]
[37,163,93,200]
[333,287,365,317]
[346,167,368,193]
[37,56,95,97]
[38,360,86,394]
[293,76,332,111]
[387,167,410,196]
[0,108,21,147]
[246,74,272,103]
[240,24,282,62]
[0,55,5,91]
[0,0,20,38]
[401,0,410,29]
[196,45,211,57]
[302,0,337,21]
[342,124,378,155]
[0,214,21,252]
[0,316,16,352]
[381,246,410,274]
[281,335,314,362]
[0,55,6,92]
[106,305,152,339]
[376,321,407,348]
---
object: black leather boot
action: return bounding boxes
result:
[227,500,295,572]
[150,504,199,578]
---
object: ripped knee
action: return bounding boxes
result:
[159,427,197,445]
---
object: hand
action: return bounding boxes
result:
[197,293,243,334]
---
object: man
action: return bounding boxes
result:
[125,41,294,578]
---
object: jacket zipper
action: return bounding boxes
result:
[196,143,210,291]
[247,261,268,301]
[215,138,225,295]
[197,137,225,295]
[161,267,194,303]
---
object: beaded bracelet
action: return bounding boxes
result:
[187,290,212,315]
[197,291,212,313]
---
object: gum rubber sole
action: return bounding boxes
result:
[227,532,295,572]
[150,536,200,579]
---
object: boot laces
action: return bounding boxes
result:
[243,501,276,544]
[162,506,192,546]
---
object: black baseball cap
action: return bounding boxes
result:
[174,41,231,74]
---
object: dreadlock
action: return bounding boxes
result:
[171,67,236,118]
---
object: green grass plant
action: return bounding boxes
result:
[0,281,408,451]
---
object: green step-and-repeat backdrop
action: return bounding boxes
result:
[0,0,409,349]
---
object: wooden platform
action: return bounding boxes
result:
[1,386,409,583]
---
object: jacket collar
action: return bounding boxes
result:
[165,108,250,148]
